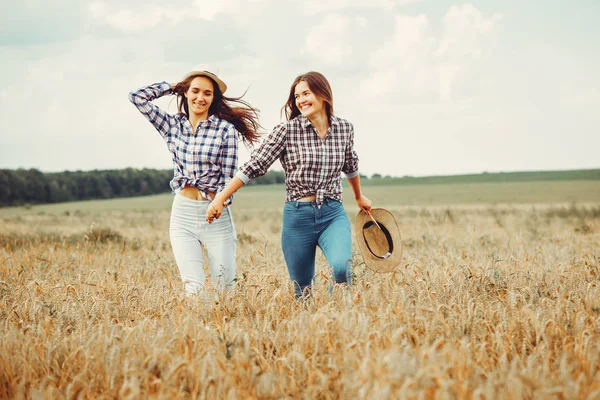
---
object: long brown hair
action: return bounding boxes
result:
[172,74,261,146]
[283,71,334,121]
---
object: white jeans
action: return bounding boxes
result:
[169,193,237,295]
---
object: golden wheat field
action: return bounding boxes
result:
[1,182,600,399]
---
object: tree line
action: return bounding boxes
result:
[2,167,597,208]
[0,168,286,207]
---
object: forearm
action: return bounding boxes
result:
[128,82,173,136]
[215,176,245,204]
[129,82,172,105]
[128,82,173,122]
[238,123,287,180]
[347,175,363,200]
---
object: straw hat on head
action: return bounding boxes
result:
[182,67,227,94]
[355,208,403,273]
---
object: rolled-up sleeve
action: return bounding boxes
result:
[236,123,287,183]
[221,126,239,181]
[342,125,359,178]
[128,82,174,139]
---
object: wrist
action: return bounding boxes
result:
[215,192,227,203]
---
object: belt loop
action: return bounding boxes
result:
[295,201,299,209]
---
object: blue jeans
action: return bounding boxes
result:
[281,199,352,297]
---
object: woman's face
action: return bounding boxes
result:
[294,80,324,119]
[185,76,214,119]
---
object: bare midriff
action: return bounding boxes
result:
[179,185,215,201]
[297,195,316,202]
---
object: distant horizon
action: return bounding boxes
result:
[3,166,598,179]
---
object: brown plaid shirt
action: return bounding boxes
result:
[236,115,359,205]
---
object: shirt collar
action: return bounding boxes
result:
[299,114,339,128]
[182,113,219,125]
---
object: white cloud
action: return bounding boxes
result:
[362,14,436,99]
[437,4,500,59]
[88,2,206,32]
[304,14,356,66]
[88,3,188,32]
[294,0,422,14]
[1,1,85,45]
[436,4,502,100]
[87,0,270,32]
[362,5,502,102]
[0,35,184,171]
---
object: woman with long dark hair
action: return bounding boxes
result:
[129,69,260,295]
[206,71,372,298]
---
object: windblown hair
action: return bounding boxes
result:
[172,74,261,146]
[283,71,334,121]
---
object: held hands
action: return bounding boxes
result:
[356,195,373,214]
[206,196,226,224]
[205,178,244,223]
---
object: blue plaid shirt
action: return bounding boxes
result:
[129,82,238,205]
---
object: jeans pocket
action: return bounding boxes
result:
[283,202,297,215]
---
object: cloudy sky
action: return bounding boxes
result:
[1,0,598,177]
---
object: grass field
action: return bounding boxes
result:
[2,179,599,216]
[1,180,599,398]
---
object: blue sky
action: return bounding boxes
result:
[1,0,598,177]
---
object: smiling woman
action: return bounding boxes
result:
[128,69,261,297]
[206,71,373,299]
[177,75,217,126]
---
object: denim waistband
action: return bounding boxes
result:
[286,198,341,208]
[173,192,211,205]
[172,193,236,232]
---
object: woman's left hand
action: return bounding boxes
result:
[356,195,372,213]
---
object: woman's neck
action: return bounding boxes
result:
[308,112,329,139]
[188,112,209,133]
